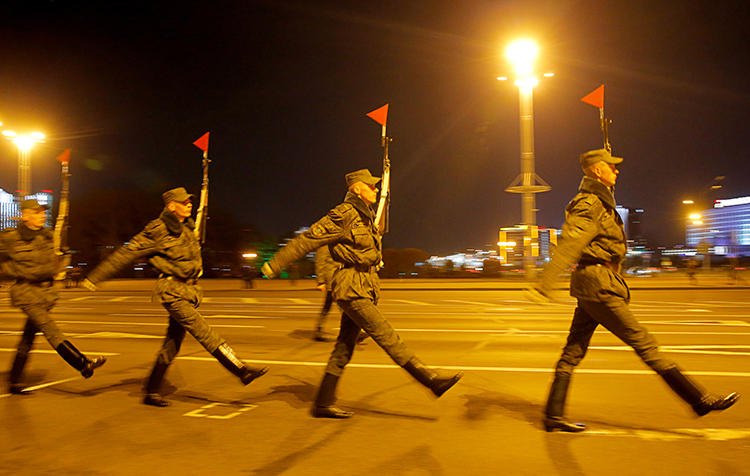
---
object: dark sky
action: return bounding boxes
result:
[1,0,748,254]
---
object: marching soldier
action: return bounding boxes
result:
[527,149,739,432]
[1,199,106,394]
[263,169,462,418]
[312,244,339,341]
[83,187,267,406]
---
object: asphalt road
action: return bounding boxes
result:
[1,282,749,475]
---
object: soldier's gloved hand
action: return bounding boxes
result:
[316,283,326,292]
[81,278,98,292]
[261,262,277,279]
[523,286,553,305]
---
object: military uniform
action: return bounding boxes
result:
[1,199,105,394]
[85,188,267,406]
[264,169,461,418]
[534,149,738,432]
[312,243,340,340]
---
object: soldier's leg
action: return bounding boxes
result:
[162,298,267,385]
[21,305,106,378]
[580,299,739,416]
[8,319,39,394]
[544,304,598,432]
[312,311,360,418]
[338,299,462,397]
[313,291,335,341]
[143,318,186,407]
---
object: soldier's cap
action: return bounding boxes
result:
[162,187,193,205]
[345,169,380,188]
[20,198,49,211]
[579,148,623,168]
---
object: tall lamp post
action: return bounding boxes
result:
[3,130,46,200]
[499,39,551,278]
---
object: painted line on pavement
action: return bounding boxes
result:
[443,300,498,306]
[590,344,750,356]
[581,428,750,441]
[0,348,120,355]
[55,320,265,329]
[389,299,434,306]
[174,356,750,377]
[68,296,94,302]
[286,298,311,304]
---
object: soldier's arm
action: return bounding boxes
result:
[265,204,355,278]
[86,222,162,285]
[314,246,331,285]
[536,196,603,294]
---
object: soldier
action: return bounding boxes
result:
[527,149,739,432]
[1,199,106,394]
[263,169,462,418]
[312,244,339,341]
[83,187,267,406]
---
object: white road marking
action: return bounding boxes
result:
[0,348,120,355]
[641,320,750,327]
[110,297,129,302]
[287,298,310,304]
[54,320,265,329]
[241,298,258,304]
[582,428,750,441]
[443,300,497,306]
[174,356,750,377]
[68,296,93,302]
[183,402,257,419]
[590,344,750,356]
[388,299,434,306]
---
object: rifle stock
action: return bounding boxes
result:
[194,150,210,244]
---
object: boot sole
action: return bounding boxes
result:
[432,372,463,397]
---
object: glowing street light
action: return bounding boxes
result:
[3,129,46,198]
[500,38,551,278]
[682,199,694,204]
[242,252,258,259]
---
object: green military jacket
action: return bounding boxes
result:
[87,209,202,285]
[314,244,340,288]
[538,176,629,302]
[267,192,382,302]
[0,224,60,307]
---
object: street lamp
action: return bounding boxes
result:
[499,39,552,278]
[3,130,46,199]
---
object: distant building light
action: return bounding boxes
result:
[714,196,750,208]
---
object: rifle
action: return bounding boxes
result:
[53,149,71,280]
[192,132,211,244]
[366,104,391,235]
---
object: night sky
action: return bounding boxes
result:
[1,0,748,254]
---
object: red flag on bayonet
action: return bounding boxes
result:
[366,104,388,126]
[56,149,71,164]
[581,85,604,109]
[193,132,210,151]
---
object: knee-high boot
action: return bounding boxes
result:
[543,374,586,432]
[211,343,268,385]
[311,372,353,418]
[660,367,739,416]
[55,340,107,378]
[402,358,462,397]
[8,350,31,394]
[143,361,171,407]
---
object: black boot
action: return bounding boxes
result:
[143,361,171,407]
[55,340,107,378]
[660,367,740,416]
[402,358,462,397]
[311,372,353,418]
[8,350,31,395]
[543,374,586,432]
[211,343,268,385]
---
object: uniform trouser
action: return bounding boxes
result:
[153,298,224,366]
[554,298,675,377]
[316,291,334,330]
[324,298,415,377]
[11,305,68,381]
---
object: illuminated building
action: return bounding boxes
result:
[616,206,647,250]
[686,196,750,256]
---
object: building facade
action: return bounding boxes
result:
[686,196,750,256]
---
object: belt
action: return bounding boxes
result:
[159,274,198,285]
[15,279,53,287]
[343,264,374,272]
[578,259,618,271]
